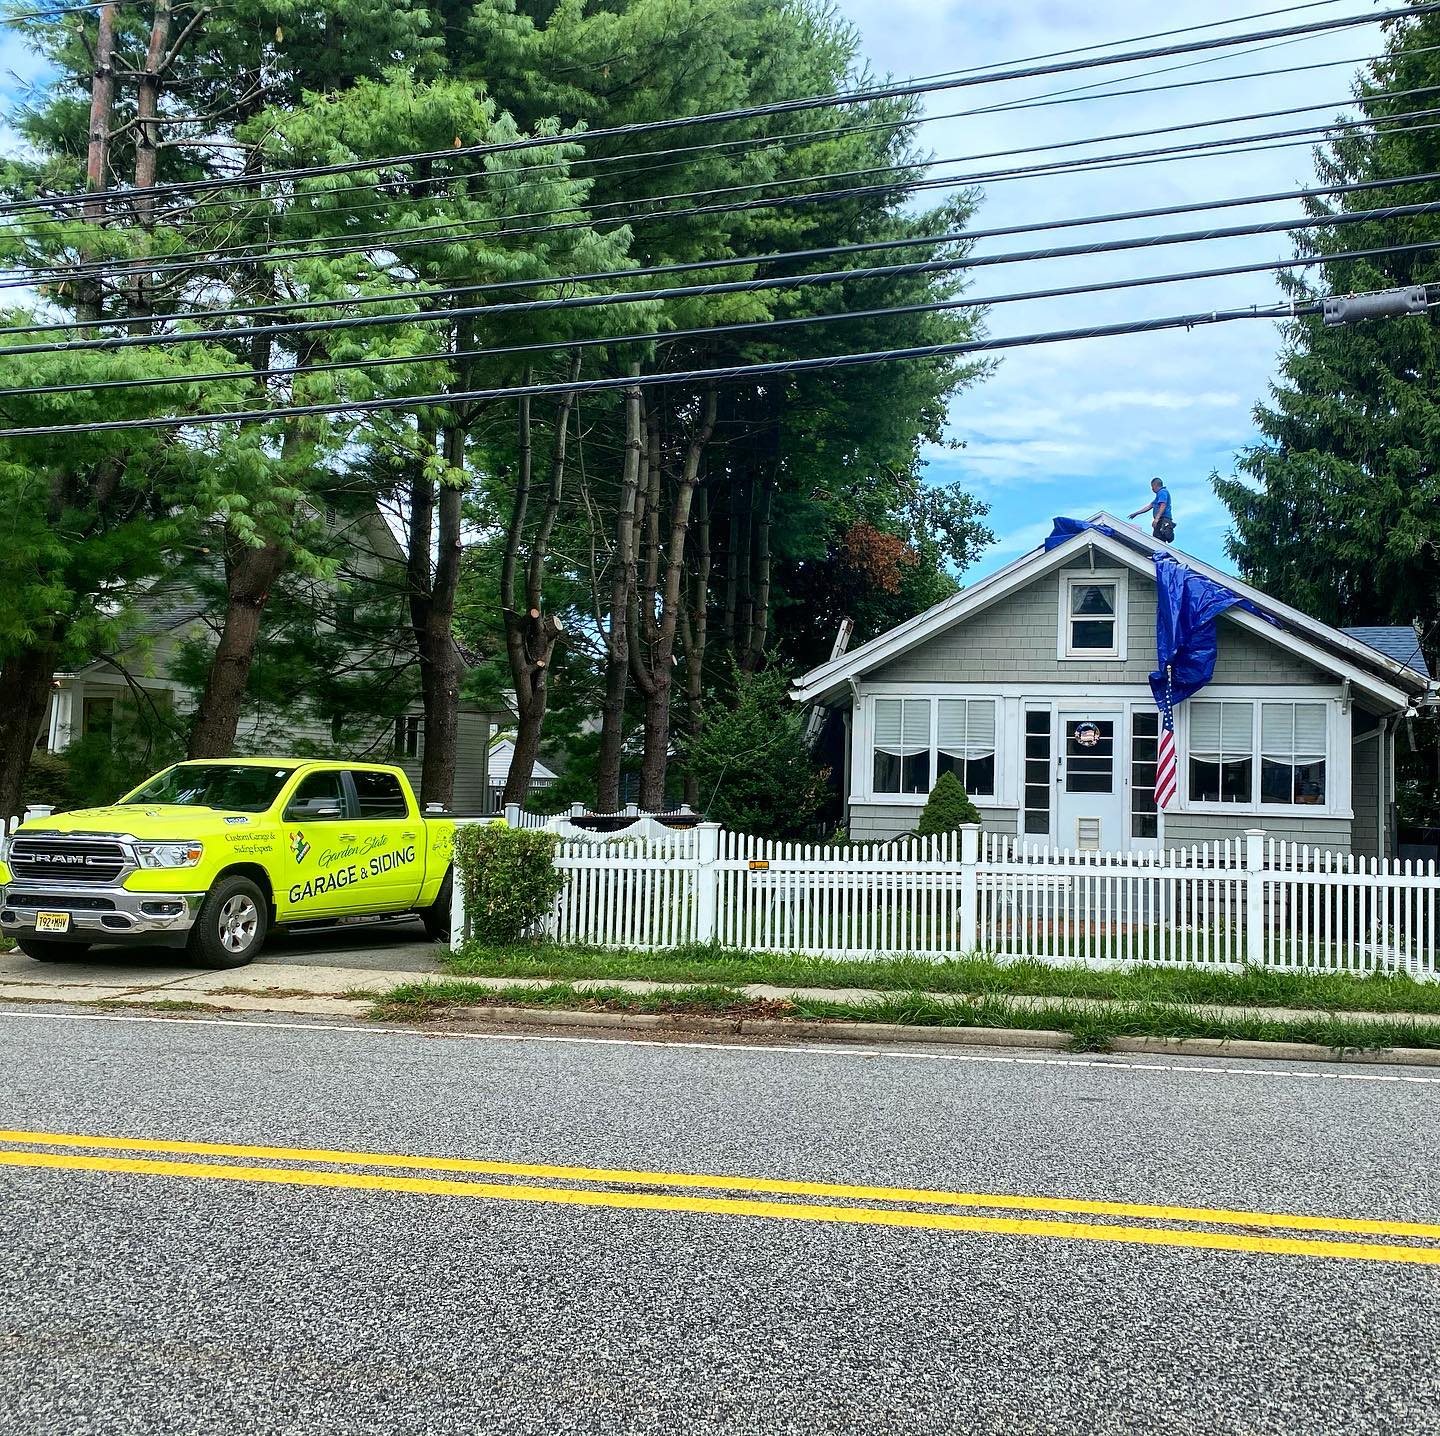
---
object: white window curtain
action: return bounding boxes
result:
[1189,701,1253,758]
[937,699,996,760]
[874,698,930,755]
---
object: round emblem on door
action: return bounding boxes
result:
[1073,722,1101,748]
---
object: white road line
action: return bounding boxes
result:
[3,1006,1439,1085]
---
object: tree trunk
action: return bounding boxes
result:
[187,541,286,757]
[679,483,711,808]
[633,388,717,812]
[0,642,61,819]
[407,424,464,808]
[76,1,118,326]
[745,471,774,669]
[502,367,578,806]
[595,374,643,811]
[128,0,172,321]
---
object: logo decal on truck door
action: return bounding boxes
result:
[289,831,311,863]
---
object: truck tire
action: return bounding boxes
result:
[420,867,453,943]
[17,939,91,962]
[186,875,268,969]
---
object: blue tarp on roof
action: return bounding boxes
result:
[1043,518,1274,708]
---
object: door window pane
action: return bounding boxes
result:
[1023,710,1052,835]
[1131,710,1159,838]
[285,770,348,821]
[1065,719,1114,794]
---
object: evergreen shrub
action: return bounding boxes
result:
[915,771,981,837]
[453,821,568,943]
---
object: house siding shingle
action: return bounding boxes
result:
[867,570,1328,688]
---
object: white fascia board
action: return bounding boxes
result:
[788,531,1100,704]
[1089,512,1429,694]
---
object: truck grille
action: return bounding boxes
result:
[8,837,129,885]
[4,892,117,911]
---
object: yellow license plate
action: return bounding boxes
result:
[34,912,71,934]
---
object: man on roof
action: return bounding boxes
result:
[1130,477,1175,543]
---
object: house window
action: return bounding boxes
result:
[1023,709,1052,836]
[1261,702,1327,806]
[1131,710,1159,838]
[394,714,423,760]
[872,698,931,794]
[1188,700,1253,803]
[1060,572,1126,658]
[936,699,996,798]
[83,696,116,737]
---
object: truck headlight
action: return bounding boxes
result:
[135,841,204,869]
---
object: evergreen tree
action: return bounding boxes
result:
[915,771,981,837]
[1216,7,1440,644]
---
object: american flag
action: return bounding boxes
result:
[1155,666,1177,809]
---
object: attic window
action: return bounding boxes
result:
[1059,571,1127,659]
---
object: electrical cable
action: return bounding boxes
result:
[14,176,1440,342]
[10,192,1440,359]
[1,2,1427,220]
[13,104,1435,297]
[4,233,1435,403]
[1,296,1387,439]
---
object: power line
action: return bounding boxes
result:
[11,192,1440,360]
[0,298,1372,438]
[13,104,1433,299]
[3,2,1427,220]
[5,234,1436,404]
[127,79,1438,246]
[16,172,1440,343]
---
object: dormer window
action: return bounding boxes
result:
[1059,571,1128,660]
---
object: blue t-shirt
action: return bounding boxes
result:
[1151,487,1172,523]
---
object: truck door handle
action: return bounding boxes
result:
[402,831,416,840]
[337,832,357,841]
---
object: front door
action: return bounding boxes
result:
[1057,713,1126,852]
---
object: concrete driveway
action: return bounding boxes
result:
[0,918,445,1004]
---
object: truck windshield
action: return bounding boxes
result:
[121,764,295,814]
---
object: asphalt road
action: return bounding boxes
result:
[2,1009,1438,1436]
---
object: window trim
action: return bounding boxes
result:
[1181,697,1344,817]
[1057,570,1129,661]
[865,694,999,804]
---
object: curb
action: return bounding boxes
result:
[386,1002,1440,1067]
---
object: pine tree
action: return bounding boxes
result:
[915,771,981,837]
[1215,8,1440,645]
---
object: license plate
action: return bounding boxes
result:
[34,911,70,934]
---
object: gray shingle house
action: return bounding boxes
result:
[791,514,1433,856]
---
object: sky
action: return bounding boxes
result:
[830,0,1387,577]
[0,1,1387,582]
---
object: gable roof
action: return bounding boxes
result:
[1342,626,1430,680]
[791,513,1432,711]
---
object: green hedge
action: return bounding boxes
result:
[453,821,568,944]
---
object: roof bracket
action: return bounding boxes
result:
[1340,678,1352,714]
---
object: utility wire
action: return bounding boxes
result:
[12,106,1433,297]
[2,2,1427,220]
[0,298,1381,439]
[5,234,1435,404]
[129,80,1440,243]
[15,176,1440,343]
[5,197,1439,367]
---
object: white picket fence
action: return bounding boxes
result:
[451,819,1440,979]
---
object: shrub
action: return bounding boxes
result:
[915,771,981,837]
[453,821,568,944]
[20,751,74,812]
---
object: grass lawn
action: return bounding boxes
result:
[442,941,1440,1015]
[370,978,1440,1054]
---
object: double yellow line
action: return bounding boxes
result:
[2,1128,1437,1265]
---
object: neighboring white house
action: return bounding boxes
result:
[37,507,508,812]
[791,513,1434,856]
[485,737,559,812]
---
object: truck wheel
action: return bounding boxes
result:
[17,939,91,962]
[187,876,268,969]
[420,867,453,943]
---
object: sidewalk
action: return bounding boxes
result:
[4,947,1439,1031]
